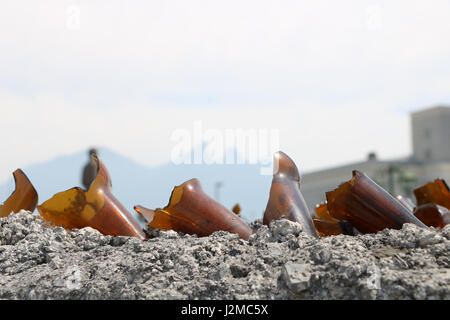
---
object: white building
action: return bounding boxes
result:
[301,106,450,210]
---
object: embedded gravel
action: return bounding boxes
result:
[0,210,449,299]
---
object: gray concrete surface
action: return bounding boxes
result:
[0,211,448,299]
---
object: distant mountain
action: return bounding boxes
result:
[0,147,272,224]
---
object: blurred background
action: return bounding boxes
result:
[0,1,449,222]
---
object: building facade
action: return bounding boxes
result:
[301,106,450,210]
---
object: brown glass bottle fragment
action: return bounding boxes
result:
[232,203,241,215]
[413,179,450,210]
[326,170,428,233]
[315,202,340,223]
[413,203,450,228]
[134,178,252,240]
[396,195,415,213]
[0,169,38,217]
[263,151,318,237]
[37,155,146,240]
[313,219,355,237]
[312,202,355,236]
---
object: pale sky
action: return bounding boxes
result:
[1,0,450,183]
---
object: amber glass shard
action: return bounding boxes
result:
[413,203,450,228]
[326,170,428,234]
[232,203,241,215]
[396,195,415,213]
[313,219,355,237]
[134,179,252,240]
[37,155,145,240]
[0,169,38,217]
[315,202,340,223]
[263,151,318,237]
[413,179,450,210]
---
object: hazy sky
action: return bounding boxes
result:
[1,1,450,183]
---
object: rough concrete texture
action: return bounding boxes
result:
[0,210,449,299]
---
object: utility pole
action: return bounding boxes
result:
[387,165,401,194]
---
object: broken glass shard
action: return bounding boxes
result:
[413,203,450,228]
[396,195,415,213]
[263,151,318,238]
[326,170,428,233]
[313,218,355,237]
[134,178,252,240]
[0,169,38,217]
[37,155,146,240]
[315,202,340,223]
[413,179,450,210]
[313,202,355,236]
[232,203,241,215]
